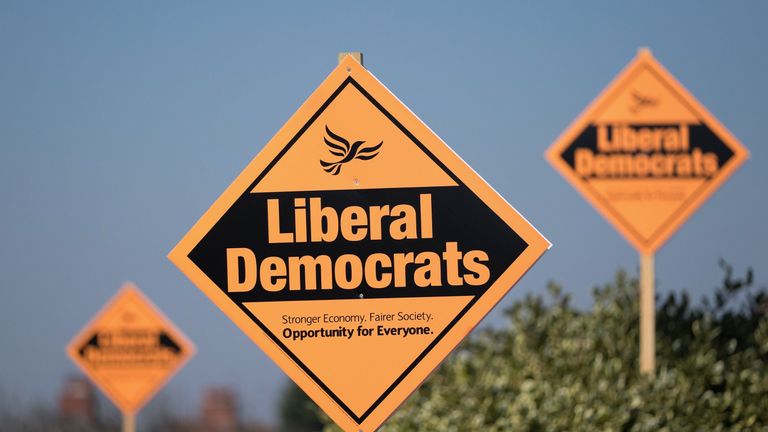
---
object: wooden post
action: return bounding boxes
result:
[639,253,655,375]
[338,51,364,66]
[122,413,136,432]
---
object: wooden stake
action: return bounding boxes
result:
[338,52,364,66]
[122,413,136,432]
[639,253,655,375]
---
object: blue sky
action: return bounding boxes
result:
[1,1,766,425]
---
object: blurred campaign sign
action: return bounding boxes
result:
[546,49,749,254]
[169,55,549,431]
[67,283,194,416]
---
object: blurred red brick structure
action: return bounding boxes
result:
[57,375,97,421]
[201,386,239,432]
[197,386,272,432]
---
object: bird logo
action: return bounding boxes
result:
[629,90,659,114]
[320,126,383,175]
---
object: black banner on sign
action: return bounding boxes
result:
[189,185,528,302]
[559,124,734,179]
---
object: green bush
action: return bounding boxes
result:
[323,263,768,431]
[278,381,324,432]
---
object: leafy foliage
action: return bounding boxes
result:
[278,381,323,432]
[322,264,768,431]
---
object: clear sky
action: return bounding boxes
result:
[1,1,766,426]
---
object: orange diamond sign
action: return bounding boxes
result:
[168,56,549,431]
[67,283,194,415]
[546,49,749,254]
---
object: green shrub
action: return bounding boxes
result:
[323,263,768,431]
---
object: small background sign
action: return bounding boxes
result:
[67,283,194,415]
[546,49,749,254]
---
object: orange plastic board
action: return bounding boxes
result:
[546,49,749,254]
[66,283,194,415]
[169,55,550,432]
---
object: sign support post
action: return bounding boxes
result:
[122,414,136,432]
[639,253,655,375]
[338,51,363,65]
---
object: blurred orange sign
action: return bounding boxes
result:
[67,283,194,415]
[169,55,549,432]
[546,49,749,254]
